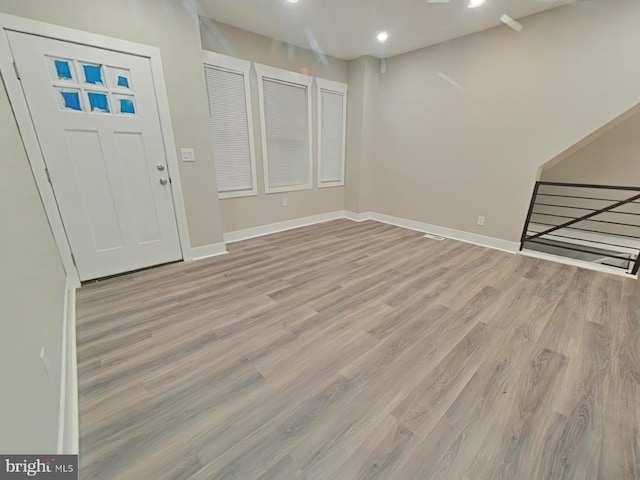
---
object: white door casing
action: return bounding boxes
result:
[8,31,183,281]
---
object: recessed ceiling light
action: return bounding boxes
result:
[377,31,389,43]
[287,0,299,3]
[468,0,485,8]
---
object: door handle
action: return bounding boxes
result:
[160,179,168,186]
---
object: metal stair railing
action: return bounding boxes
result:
[520,181,640,275]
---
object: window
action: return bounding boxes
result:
[255,63,313,194]
[316,78,347,187]
[47,56,137,115]
[203,52,257,198]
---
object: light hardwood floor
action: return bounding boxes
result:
[76,219,640,480]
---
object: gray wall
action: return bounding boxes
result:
[0,0,225,247]
[345,56,379,214]
[0,0,230,453]
[361,0,640,242]
[538,107,640,239]
[0,77,67,453]
[542,110,640,187]
[3,0,640,453]
[201,20,349,233]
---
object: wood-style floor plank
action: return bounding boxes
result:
[75,219,640,480]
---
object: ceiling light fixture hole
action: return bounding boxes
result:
[468,0,485,8]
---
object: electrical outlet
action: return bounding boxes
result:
[477,216,485,226]
[282,197,289,207]
[180,148,195,162]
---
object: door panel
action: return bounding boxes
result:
[65,129,125,252]
[8,31,182,280]
[113,132,163,244]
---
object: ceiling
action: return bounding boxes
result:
[197,0,578,60]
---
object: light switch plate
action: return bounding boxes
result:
[181,148,195,162]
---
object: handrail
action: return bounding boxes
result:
[525,192,640,242]
[520,182,640,274]
[633,257,640,275]
[537,181,640,192]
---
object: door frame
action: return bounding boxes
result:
[0,13,194,287]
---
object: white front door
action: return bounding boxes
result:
[8,31,182,281]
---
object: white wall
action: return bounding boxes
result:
[201,19,348,233]
[0,0,225,247]
[0,77,67,453]
[363,0,640,242]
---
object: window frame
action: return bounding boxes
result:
[255,63,314,194]
[203,50,258,199]
[316,77,348,188]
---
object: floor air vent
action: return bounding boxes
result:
[423,233,445,241]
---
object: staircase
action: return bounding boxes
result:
[520,182,640,277]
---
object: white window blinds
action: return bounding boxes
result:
[204,53,257,198]
[256,64,313,193]
[317,78,347,187]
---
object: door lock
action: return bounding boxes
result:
[157,165,165,171]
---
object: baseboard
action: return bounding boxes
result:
[519,249,638,279]
[223,211,347,243]
[223,210,519,254]
[57,278,79,454]
[343,211,373,222]
[190,242,228,261]
[369,212,520,253]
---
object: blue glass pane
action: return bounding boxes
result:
[119,98,135,114]
[117,76,130,88]
[88,92,110,113]
[83,64,104,85]
[55,60,72,80]
[61,91,81,111]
